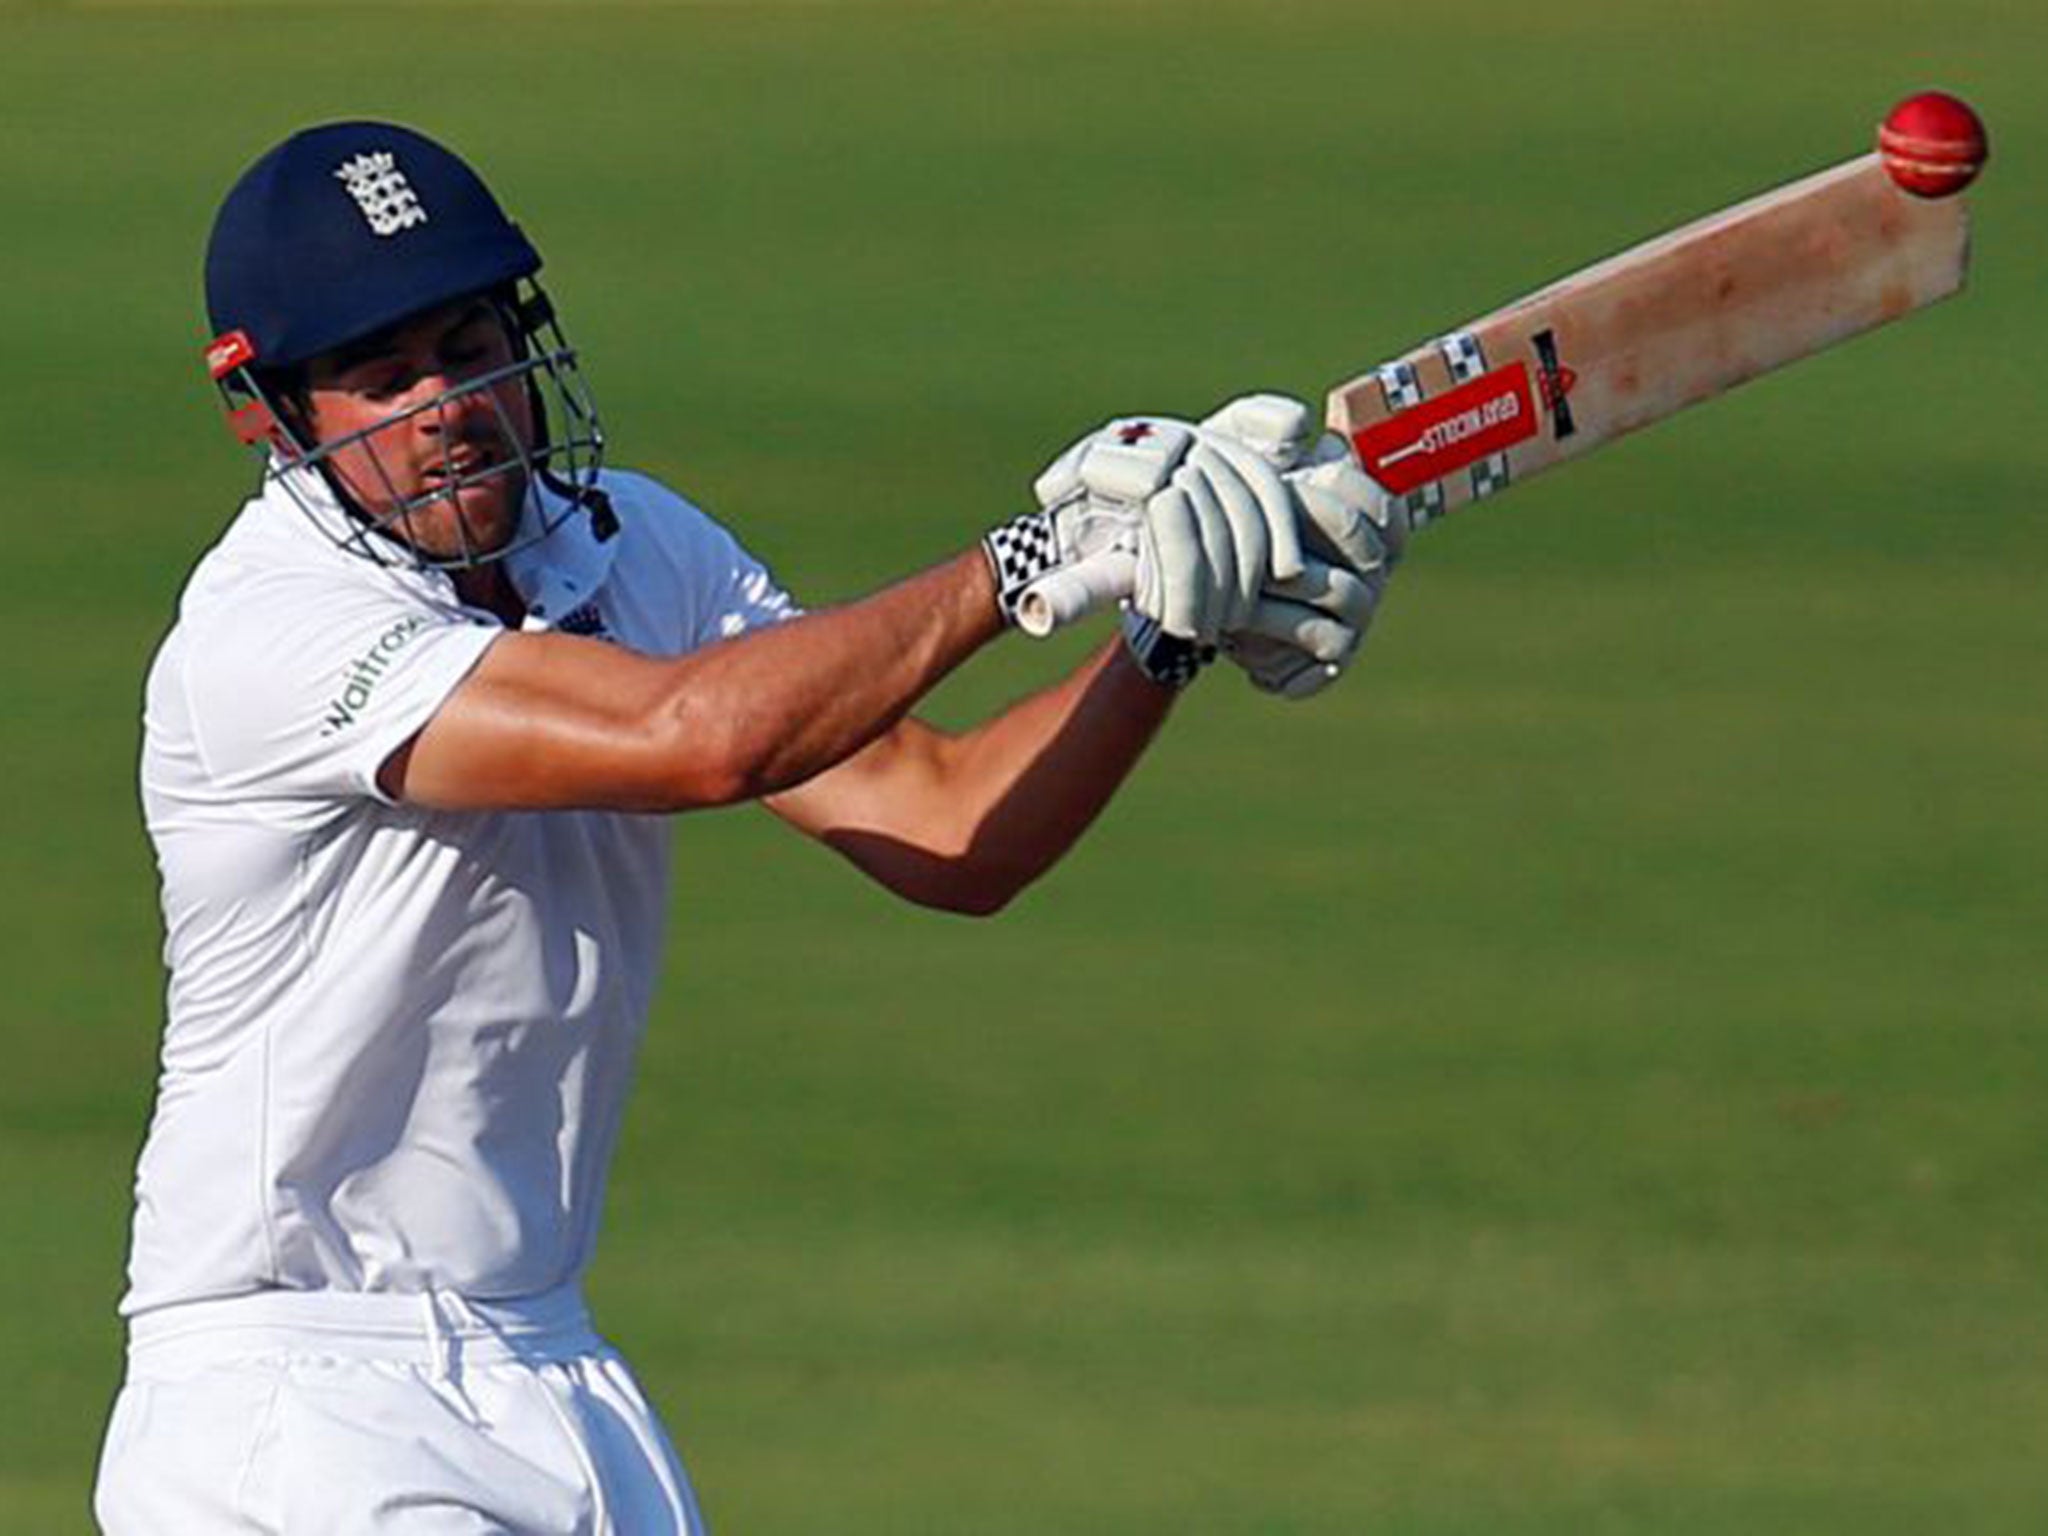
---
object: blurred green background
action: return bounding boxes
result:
[5,0,2045,1530]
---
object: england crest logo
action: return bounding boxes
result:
[334,151,429,236]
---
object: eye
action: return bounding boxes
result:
[442,320,506,376]
[358,369,409,403]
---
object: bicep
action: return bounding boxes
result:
[764,717,1020,912]
[763,641,1169,911]
[763,717,957,845]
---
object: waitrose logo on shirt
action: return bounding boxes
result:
[320,615,430,736]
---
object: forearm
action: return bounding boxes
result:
[390,548,1004,812]
[666,549,1004,804]
[773,639,1176,912]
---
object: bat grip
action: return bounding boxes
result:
[1016,549,1136,637]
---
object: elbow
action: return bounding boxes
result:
[929,882,1017,919]
[640,748,762,814]
[905,854,1039,918]
[828,832,1036,916]
[642,702,791,811]
[903,886,1014,919]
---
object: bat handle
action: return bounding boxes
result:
[1016,549,1137,637]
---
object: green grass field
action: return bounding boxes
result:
[5,1,2046,1529]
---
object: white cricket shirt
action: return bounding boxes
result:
[124,466,795,1316]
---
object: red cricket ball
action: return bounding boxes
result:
[1877,91,1988,199]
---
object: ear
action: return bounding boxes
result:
[493,287,538,363]
[267,381,318,454]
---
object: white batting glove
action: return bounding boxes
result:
[987,415,1305,689]
[1224,557,1388,699]
[1199,394,1409,700]
[982,418,1178,632]
[1128,428,1305,643]
[1286,428,1409,572]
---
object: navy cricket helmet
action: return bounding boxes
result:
[201,120,609,568]
[206,120,541,372]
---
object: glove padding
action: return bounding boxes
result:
[1128,431,1306,644]
[1200,394,1408,700]
[1225,557,1387,699]
[1024,416,1305,640]
[983,421,1181,630]
[990,399,1401,697]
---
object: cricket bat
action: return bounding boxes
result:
[1017,115,1976,637]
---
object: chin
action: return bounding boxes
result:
[436,481,526,561]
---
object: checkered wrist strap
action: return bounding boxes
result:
[982,510,1062,627]
[1121,610,1211,691]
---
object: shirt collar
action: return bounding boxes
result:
[501,477,620,633]
[256,460,619,628]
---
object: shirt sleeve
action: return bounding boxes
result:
[607,470,802,651]
[180,572,500,804]
[692,518,802,648]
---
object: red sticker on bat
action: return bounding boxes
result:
[1350,362,1538,494]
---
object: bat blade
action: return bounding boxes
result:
[1326,154,1970,528]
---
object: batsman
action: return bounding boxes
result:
[93,120,1403,1533]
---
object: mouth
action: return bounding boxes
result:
[421,442,508,488]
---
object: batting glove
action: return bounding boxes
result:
[986,414,1306,689]
[981,419,1172,630]
[1199,394,1409,700]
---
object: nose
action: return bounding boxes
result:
[408,372,495,439]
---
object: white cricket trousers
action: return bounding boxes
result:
[93,1284,708,1534]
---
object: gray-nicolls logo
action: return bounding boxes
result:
[334,152,429,236]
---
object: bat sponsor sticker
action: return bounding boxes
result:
[1348,362,1538,495]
